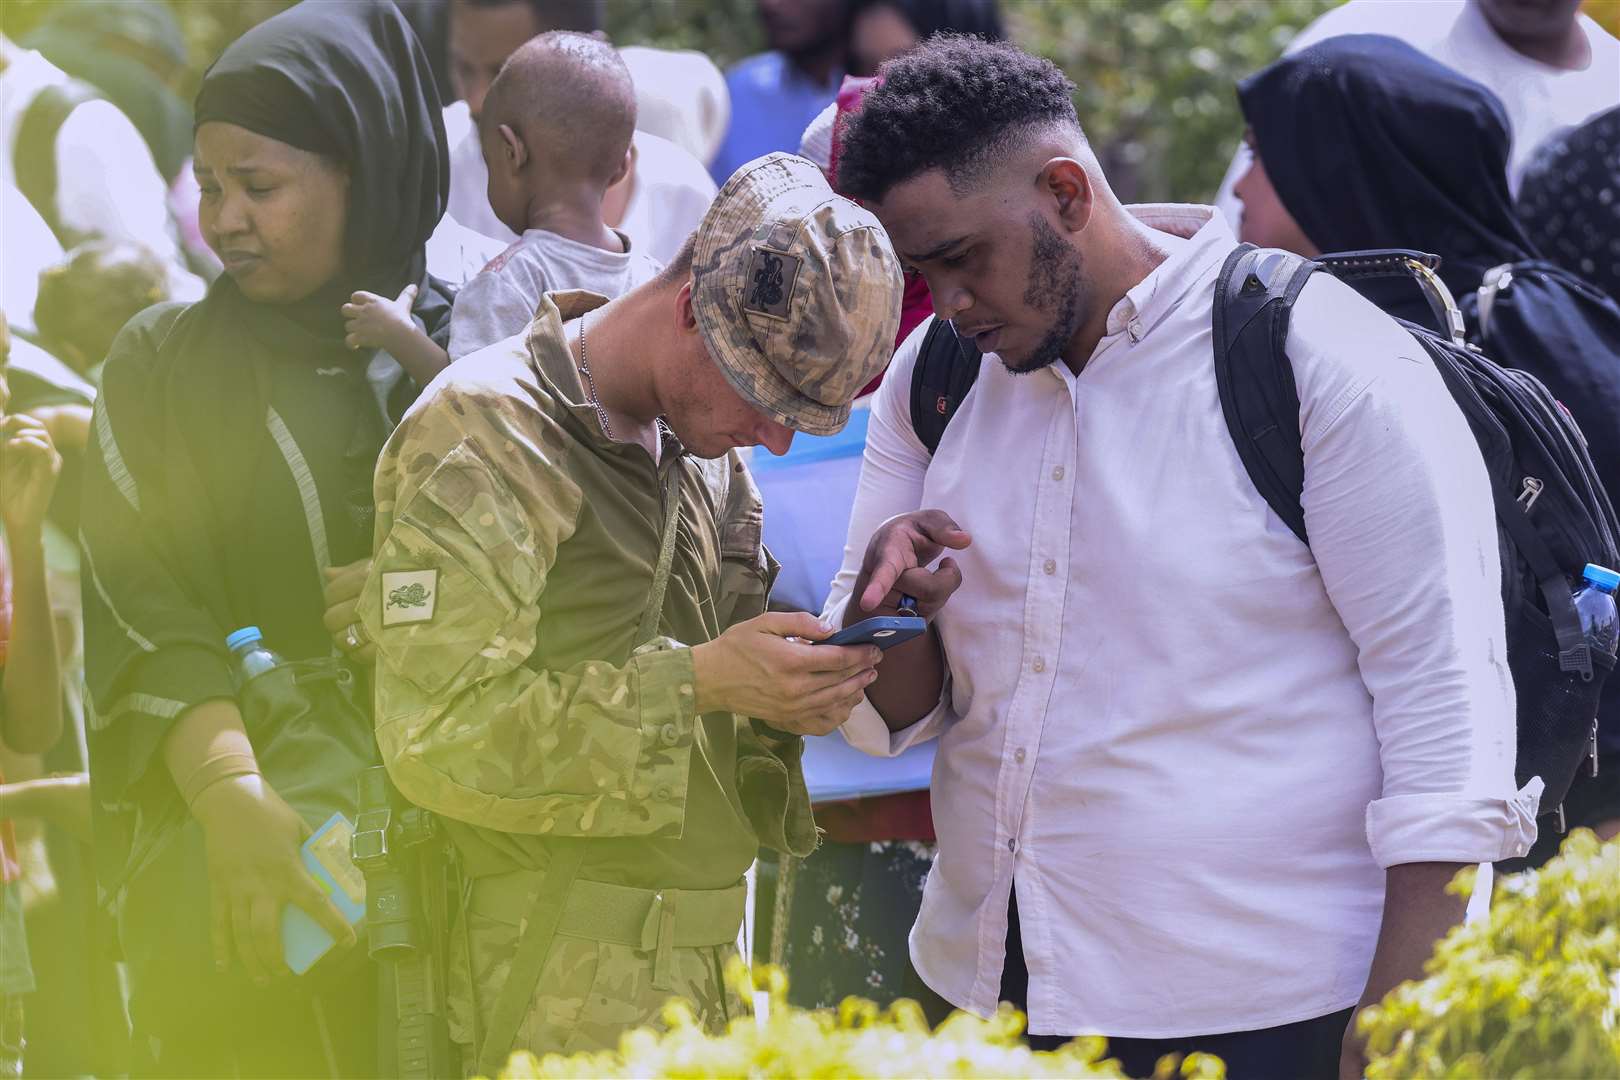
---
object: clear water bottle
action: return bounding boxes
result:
[1574,564,1619,659]
[226,625,285,682]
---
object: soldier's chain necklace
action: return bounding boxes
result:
[577,314,616,441]
[577,314,671,447]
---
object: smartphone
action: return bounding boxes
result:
[283,812,366,975]
[819,615,927,650]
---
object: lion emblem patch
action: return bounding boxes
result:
[381,569,438,627]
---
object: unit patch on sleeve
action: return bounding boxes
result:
[382,568,439,626]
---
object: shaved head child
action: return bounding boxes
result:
[449,32,661,360]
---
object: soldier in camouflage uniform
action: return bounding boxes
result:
[359,153,905,1073]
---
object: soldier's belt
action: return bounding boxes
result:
[472,872,746,951]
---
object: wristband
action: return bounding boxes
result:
[180,751,262,807]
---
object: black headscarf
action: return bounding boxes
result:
[1240,39,1620,756]
[194,0,448,302]
[1517,106,1620,305]
[1238,34,1538,322]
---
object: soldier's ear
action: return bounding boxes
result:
[674,280,698,332]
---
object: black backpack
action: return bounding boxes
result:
[909,245,1620,826]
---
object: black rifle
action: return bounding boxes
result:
[352,767,457,1078]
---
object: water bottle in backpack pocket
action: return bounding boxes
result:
[1574,565,1619,659]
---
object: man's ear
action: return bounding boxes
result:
[1040,158,1094,235]
[498,123,529,172]
[675,279,699,331]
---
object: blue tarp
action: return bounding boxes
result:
[753,407,937,803]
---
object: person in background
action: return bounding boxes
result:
[832,36,1537,1078]
[1238,36,1620,867]
[1516,105,1620,305]
[449,32,660,360]
[620,45,731,169]
[848,0,1004,74]
[1213,0,1620,230]
[20,0,192,186]
[442,0,717,264]
[0,331,65,1080]
[80,3,453,1073]
[1234,35,1544,326]
[0,310,112,1077]
[33,241,170,383]
[709,0,851,184]
[0,35,201,302]
[393,0,457,107]
[0,186,62,342]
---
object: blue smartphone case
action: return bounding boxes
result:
[283,812,366,975]
[821,615,927,650]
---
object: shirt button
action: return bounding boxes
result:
[1042,559,1056,575]
[1007,838,1017,852]
[660,723,679,746]
[655,785,672,801]
[1051,466,1065,482]
[1032,657,1045,673]
[1015,747,1027,763]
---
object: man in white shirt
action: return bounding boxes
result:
[1214,0,1620,226]
[442,0,718,264]
[832,37,1539,1079]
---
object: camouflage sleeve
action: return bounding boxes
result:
[362,390,699,838]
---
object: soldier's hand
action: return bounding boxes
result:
[191,774,356,984]
[691,611,882,736]
[850,509,971,620]
[322,558,376,663]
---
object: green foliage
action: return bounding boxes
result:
[1361,831,1620,1079]
[605,0,762,68]
[499,960,1226,1079]
[1010,0,1335,202]
[5,0,1331,200]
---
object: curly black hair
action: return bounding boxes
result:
[837,35,1081,204]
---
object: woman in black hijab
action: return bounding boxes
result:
[1234,33,1542,327]
[1235,33,1620,857]
[81,2,450,1074]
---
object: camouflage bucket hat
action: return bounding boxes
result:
[691,153,904,436]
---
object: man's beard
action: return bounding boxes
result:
[1005,212,1087,376]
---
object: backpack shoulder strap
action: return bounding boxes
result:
[909,318,983,457]
[1212,244,1318,545]
[14,78,104,244]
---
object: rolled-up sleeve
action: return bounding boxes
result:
[824,321,956,757]
[1290,277,1540,867]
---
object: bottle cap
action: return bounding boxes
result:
[225,626,263,652]
[1581,564,1620,592]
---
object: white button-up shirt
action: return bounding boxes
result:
[826,206,1540,1038]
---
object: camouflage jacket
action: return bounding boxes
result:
[360,292,817,889]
